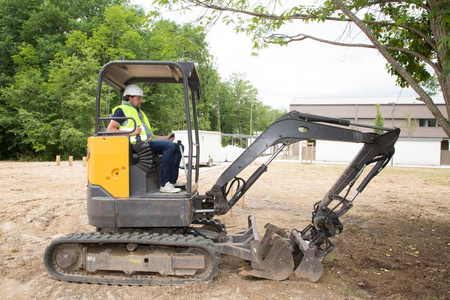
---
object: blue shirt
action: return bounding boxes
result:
[111,108,127,125]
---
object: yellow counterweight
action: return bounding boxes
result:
[87,136,130,198]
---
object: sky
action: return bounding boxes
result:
[132,1,419,111]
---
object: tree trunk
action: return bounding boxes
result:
[428,0,450,122]
[331,0,450,137]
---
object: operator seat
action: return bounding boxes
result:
[129,137,162,195]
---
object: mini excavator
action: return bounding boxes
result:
[44,61,400,284]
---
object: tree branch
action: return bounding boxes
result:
[189,1,436,51]
[303,17,437,52]
[330,0,450,137]
[362,0,431,12]
[190,0,282,20]
[264,33,439,74]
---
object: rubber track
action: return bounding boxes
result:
[44,232,220,285]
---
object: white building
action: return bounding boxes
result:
[290,97,449,166]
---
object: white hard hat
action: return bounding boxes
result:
[123,84,144,97]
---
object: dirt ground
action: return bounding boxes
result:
[0,160,448,299]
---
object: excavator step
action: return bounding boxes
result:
[44,232,220,285]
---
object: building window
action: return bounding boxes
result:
[419,119,437,127]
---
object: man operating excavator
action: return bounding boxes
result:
[106,84,183,193]
[45,61,401,285]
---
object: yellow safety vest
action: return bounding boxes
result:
[112,104,154,143]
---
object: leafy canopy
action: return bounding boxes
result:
[0,0,281,160]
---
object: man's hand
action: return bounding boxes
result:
[152,133,175,141]
[133,126,142,136]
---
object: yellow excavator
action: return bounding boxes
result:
[44,61,400,284]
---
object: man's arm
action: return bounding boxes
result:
[153,133,175,142]
[106,108,142,136]
[106,120,142,136]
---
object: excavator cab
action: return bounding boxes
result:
[87,61,201,229]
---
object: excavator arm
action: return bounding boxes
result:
[205,111,399,216]
[199,110,400,282]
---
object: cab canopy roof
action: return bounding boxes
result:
[98,61,200,93]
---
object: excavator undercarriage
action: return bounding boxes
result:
[44,61,400,285]
[45,232,220,284]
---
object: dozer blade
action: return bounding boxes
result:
[290,229,323,282]
[239,224,295,281]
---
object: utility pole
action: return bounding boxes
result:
[243,94,254,146]
[249,96,253,145]
[390,102,395,128]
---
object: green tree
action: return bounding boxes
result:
[0,68,47,159]
[209,72,285,147]
[0,0,273,160]
[152,0,450,137]
[89,5,146,64]
[137,20,217,133]
[0,0,127,159]
[207,72,230,132]
[0,0,42,86]
[401,111,419,137]
[47,53,99,157]
[252,103,286,134]
[0,0,125,86]
[374,104,385,134]
[215,73,272,147]
[1,51,99,160]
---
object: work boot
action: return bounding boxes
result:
[160,182,181,193]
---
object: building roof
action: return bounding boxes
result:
[291,96,445,106]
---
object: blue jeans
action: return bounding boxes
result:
[149,140,183,186]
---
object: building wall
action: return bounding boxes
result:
[394,138,442,166]
[290,97,448,165]
[315,140,363,163]
[313,139,442,166]
[290,103,447,138]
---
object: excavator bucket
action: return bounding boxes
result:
[237,224,325,282]
[290,229,323,282]
[239,224,295,281]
